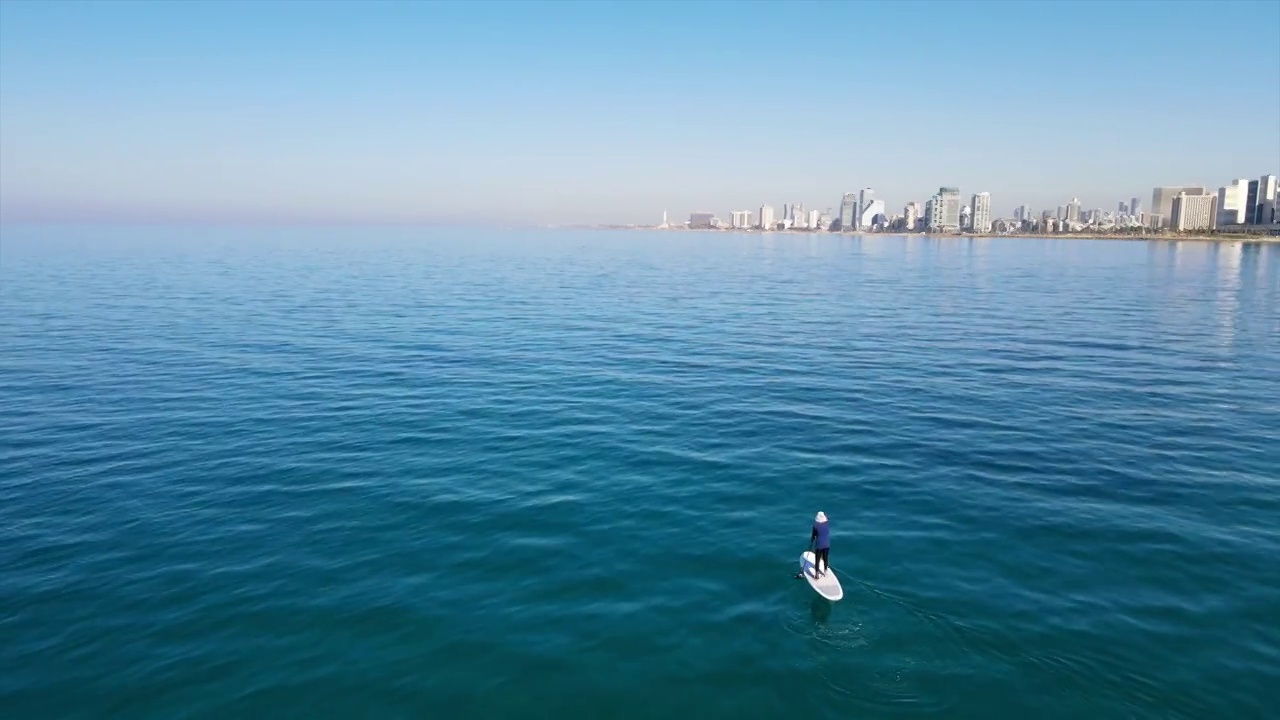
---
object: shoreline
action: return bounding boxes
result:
[577,226,1280,243]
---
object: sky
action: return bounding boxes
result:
[1,0,1278,226]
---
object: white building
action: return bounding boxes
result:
[859,199,885,229]
[758,205,775,230]
[857,188,875,230]
[926,187,961,231]
[971,192,992,233]
[1170,193,1217,231]
[1217,179,1251,226]
[1065,197,1082,223]
[730,210,753,229]
[904,202,921,230]
[1152,186,1209,228]
[806,209,820,230]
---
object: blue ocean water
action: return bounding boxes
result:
[1,227,1277,719]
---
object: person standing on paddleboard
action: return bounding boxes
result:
[810,512,831,577]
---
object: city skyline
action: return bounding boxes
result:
[1,0,1278,226]
[664,171,1279,234]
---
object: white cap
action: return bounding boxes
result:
[815,511,827,523]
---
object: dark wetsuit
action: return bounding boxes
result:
[811,521,830,574]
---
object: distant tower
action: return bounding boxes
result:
[1066,198,1082,223]
[857,188,876,230]
[838,192,858,231]
[661,210,668,228]
[758,205,775,230]
[971,192,992,233]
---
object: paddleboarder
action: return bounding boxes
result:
[810,511,830,577]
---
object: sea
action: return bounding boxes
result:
[1,227,1277,719]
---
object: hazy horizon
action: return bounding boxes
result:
[2,0,1278,227]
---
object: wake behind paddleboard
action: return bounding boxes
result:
[799,551,843,601]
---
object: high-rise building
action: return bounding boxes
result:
[1170,193,1217,231]
[730,210,753,229]
[904,202,920,230]
[818,210,833,230]
[807,209,820,230]
[1131,197,1141,216]
[1152,186,1210,228]
[1057,205,1065,220]
[793,203,806,229]
[758,205,775,230]
[838,193,858,231]
[1260,197,1279,226]
[1066,198,1082,223]
[857,188,876,229]
[689,212,715,229]
[971,192,992,233]
[1014,205,1031,222]
[926,187,961,231]
[1118,201,1129,215]
[1217,179,1251,226]
[1251,175,1277,224]
[859,199,886,229]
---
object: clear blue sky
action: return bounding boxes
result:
[2,0,1277,225]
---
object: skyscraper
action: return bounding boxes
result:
[926,187,961,231]
[730,210,753,229]
[838,192,858,231]
[807,209,820,230]
[758,205,775,230]
[1066,198,1082,223]
[971,192,992,233]
[904,202,920,230]
[860,199,886,229]
[1217,179,1251,226]
[1170,192,1217,231]
[1252,175,1277,224]
[857,188,876,230]
[1057,206,1065,220]
[1131,197,1141,216]
[1152,186,1209,228]
[1118,201,1128,215]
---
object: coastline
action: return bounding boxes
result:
[574,226,1280,243]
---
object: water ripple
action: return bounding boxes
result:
[1,229,1277,718]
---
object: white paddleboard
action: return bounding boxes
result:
[799,551,843,601]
